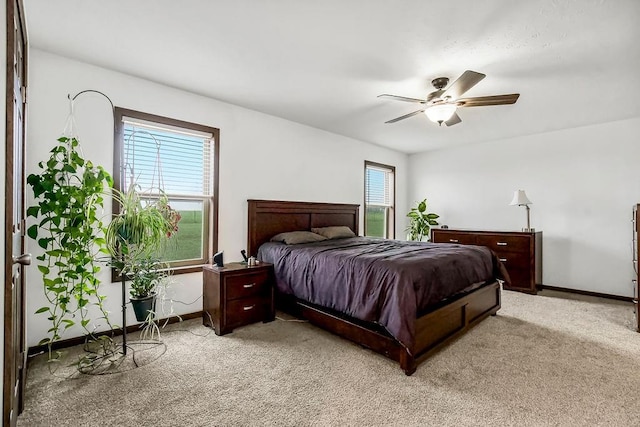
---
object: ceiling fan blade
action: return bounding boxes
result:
[384,109,425,123]
[444,112,462,126]
[378,94,426,103]
[457,94,520,107]
[442,70,486,99]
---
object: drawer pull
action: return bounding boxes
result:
[449,239,459,243]
[243,305,255,311]
[496,242,508,246]
[499,258,507,262]
[243,283,256,289]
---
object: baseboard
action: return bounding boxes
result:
[538,285,633,302]
[27,311,203,357]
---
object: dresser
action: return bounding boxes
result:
[432,229,542,294]
[633,205,639,332]
[203,262,275,335]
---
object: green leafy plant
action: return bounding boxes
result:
[106,185,178,314]
[406,199,440,241]
[105,186,179,331]
[26,136,114,354]
[105,186,176,263]
[126,256,172,327]
[128,257,169,299]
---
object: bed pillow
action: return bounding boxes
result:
[311,226,356,240]
[270,231,328,245]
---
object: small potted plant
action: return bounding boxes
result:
[406,199,440,241]
[128,257,169,321]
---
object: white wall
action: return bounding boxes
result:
[25,49,408,347]
[408,118,640,297]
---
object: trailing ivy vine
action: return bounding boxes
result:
[27,136,114,357]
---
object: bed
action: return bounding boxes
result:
[247,199,503,375]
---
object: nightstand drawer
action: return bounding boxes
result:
[477,234,530,253]
[226,296,270,327]
[225,270,270,300]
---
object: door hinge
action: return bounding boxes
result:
[20,86,26,103]
[20,219,26,237]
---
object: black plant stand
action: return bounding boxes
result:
[65,89,167,373]
[121,270,128,355]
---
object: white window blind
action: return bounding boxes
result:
[122,118,213,197]
[364,162,395,239]
[365,165,392,207]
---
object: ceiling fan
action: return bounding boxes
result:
[378,70,519,126]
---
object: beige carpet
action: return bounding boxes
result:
[18,290,640,426]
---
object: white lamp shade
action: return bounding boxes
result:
[509,190,532,206]
[424,104,457,123]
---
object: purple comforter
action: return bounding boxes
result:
[258,237,504,349]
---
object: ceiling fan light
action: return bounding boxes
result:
[424,104,457,124]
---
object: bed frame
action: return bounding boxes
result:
[247,199,501,375]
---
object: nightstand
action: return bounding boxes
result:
[203,262,275,335]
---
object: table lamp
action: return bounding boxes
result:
[510,190,533,232]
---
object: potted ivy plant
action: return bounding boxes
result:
[406,199,440,241]
[26,136,115,357]
[106,185,180,322]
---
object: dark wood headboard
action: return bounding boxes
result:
[247,200,360,257]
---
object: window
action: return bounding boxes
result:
[364,161,395,239]
[114,108,219,272]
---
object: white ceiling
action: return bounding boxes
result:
[24,0,640,154]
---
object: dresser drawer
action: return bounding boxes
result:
[493,252,530,270]
[504,267,533,292]
[477,234,530,253]
[432,230,477,245]
[225,270,270,300]
[226,296,270,327]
